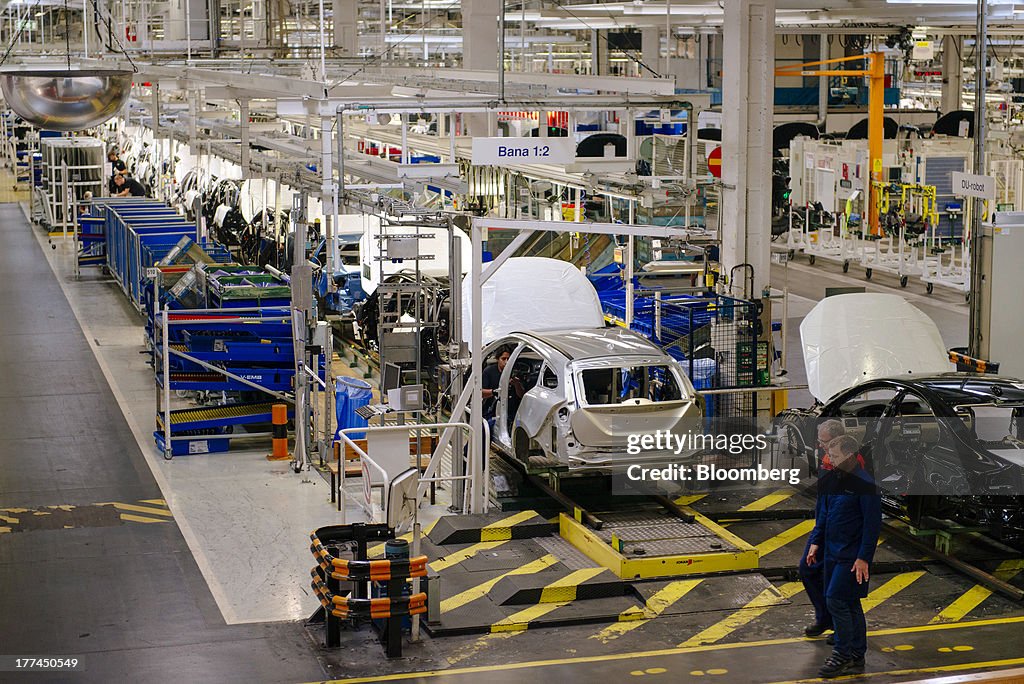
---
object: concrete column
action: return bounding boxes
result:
[248,0,266,46]
[463,0,500,135]
[239,98,250,178]
[592,30,611,75]
[333,0,357,54]
[641,27,659,76]
[166,0,210,41]
[942,35,964,114]
[720,0,774,297]
[463,0,499,71]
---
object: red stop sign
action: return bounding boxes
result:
[707,146,722,178]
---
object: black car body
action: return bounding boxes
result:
[778,373,1024,541]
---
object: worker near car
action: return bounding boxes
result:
[807,434,882,678]
[482,345,526,421]
[107,150,127,193]
[800,418,845,640]
[482,345,511,420]
[111,173,147,198]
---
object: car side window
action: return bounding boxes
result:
[510,348,541,393]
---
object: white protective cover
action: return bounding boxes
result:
[461,256,605,345]
[359,220,470,295]
[800,293,950,402]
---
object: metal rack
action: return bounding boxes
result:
[153,305,296,458]
[39,137,105,236]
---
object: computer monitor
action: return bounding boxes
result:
[382,362,402,393]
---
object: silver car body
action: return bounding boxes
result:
[484,327,702,472]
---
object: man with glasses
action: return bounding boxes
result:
[799,419,846,639]
[811,434,881,678]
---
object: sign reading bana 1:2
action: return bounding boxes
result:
[471,137,576,165]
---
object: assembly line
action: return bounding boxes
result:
[2,1,1024,683]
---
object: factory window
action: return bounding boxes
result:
[958,404,1024,449]
[578,365,682,406]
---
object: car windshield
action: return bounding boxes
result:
[579,365,684,406]
[955,404,1024,450]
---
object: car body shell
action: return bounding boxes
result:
[483,327,701,472]
[778,373,1024,539]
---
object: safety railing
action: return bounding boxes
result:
[337,421,475,524]
[308,523,428,657]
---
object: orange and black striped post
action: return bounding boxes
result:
[267,403,289,461]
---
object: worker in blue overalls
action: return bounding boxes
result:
[799,418,846,640]
[806,434,881,678]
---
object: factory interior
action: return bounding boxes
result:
[3,1,1024,682]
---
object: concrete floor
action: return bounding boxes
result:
[0,202,325,682]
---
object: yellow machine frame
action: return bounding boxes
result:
[871,181,940,238]
[559,510,759,579]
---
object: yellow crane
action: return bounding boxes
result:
[775,52,886,235]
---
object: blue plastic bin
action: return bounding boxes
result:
[688,358,717,417]
[336,377,373,440]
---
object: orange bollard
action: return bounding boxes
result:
[266,403,290,461]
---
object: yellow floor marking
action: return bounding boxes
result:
[0,514,18,524]
[480,510,541,541]
[317,614,1024,683]
[538,568,607,602]
[118,513,171,524]
[591,579,703,643]
[0,527,10,534]
[674,494,707,506]
[739,489,797,512]
[367,519,439,558]
[0,508,29,513]
[930,560,1024,624]
[429,541,506,573]
[678,582,804,647]
[755,519,816,556]
[764,657,1024,684]
[106,503,174,517]
[440,555,559,614]
[490,602,568,633]
[861,571,927,613]
[489,568,607,633]
[139,499,167,506]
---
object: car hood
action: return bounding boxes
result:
[800,293,950,402]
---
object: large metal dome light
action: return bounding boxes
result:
[0,69,133,131]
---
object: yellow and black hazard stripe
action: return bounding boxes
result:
[492,568,624,605]
[948,350,999,374]
[429,510,552,545]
